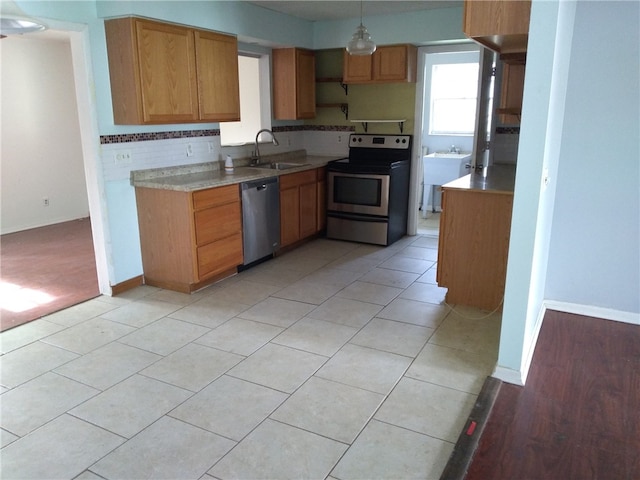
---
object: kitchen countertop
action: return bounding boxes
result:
[130,150,344,192]
[441,164,516,193]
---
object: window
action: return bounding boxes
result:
[220,53,271,146]
[429,63,479,135]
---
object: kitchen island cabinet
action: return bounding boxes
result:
[343,44,417,84]
[135,184,242,293]
[436,166,515,311]
[105,17,239,125]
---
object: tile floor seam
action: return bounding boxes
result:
[371,417,458,445]
[0,235,500,479]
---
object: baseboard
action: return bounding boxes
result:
[544,300,639,325]
[0,216,90,235]
[492,366,525,386]
[494,300,639,387]
[520,302,547,384]
[493,302,546,386]
[110,275,144,296]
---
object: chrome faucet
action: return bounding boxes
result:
[252,129,279,165]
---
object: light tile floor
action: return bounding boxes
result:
[417,211,440,236]
[0,235,501,479]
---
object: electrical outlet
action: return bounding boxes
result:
[186,144,194,157]
[114,150,132,165]
[208,142,215,153]
[338,135,343,144]
[43,197,49,206]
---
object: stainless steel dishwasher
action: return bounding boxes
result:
[240,176,280,268]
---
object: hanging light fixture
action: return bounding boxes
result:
[346,0,376,56]
[0,0,47,36]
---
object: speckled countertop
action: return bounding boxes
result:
[130,150,344,192]
[442,165,516,193]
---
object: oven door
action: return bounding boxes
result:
[327,171,390,217]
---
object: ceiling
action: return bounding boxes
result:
[247,1,461,22]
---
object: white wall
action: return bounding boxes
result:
[495,0,576,385]
[0,35,88,234]
[496,0,640,386]
[545,1,640,316]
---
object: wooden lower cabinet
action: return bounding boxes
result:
[436,187,513,311]
[279,168,325,248]
[135,184,243,293]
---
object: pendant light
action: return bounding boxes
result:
[0,0,47,36]
[346,0,376,56]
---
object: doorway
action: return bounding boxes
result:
[0,25,110,330]
[409,44,486,237]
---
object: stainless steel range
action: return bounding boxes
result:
[326,134,412,246]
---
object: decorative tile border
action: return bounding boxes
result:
[99,124,354,145]
[496,127,520,134]
[100,129,220,144]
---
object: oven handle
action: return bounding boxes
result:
[327,211,388,222]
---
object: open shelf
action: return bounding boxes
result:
[350,119,407,133]
[316,103,348,119]
[316,77,348,95]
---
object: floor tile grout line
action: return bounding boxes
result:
[1,234,498,480]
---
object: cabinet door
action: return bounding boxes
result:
[273,48,316,120]
[463,0,531,37]
[135,19,199,123]
[299,181,318,239]
[280,186,300,247]
[343,52,372,83]
[194,202,242,246]
[463,0,531,54]
[437,188,513,310]
[194,30,241,122]
[197,232,243,279]
[498,62,525,124]
[296,49,316,119]
[373,45,412,82]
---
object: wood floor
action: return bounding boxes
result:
[0,218,99,332]
[464,310,640,480]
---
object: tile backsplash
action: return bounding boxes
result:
[492,127,520,165]
[101,126,352,182]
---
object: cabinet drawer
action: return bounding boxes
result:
[192,184,239,211]
[197,232,243,278]
[194,202,241,246]
[280,169,317,189]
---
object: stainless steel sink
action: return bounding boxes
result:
[258,162,309,170]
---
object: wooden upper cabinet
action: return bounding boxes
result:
[105,17,240,125]
[194,30,240,122]
[343,44,417,84]
[343,54,373,83]
[272,48,316,120]
[463,0,531,54]
[498,62,525,123]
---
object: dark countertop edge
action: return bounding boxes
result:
[131,155,343,192]
[442,165,516,194]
